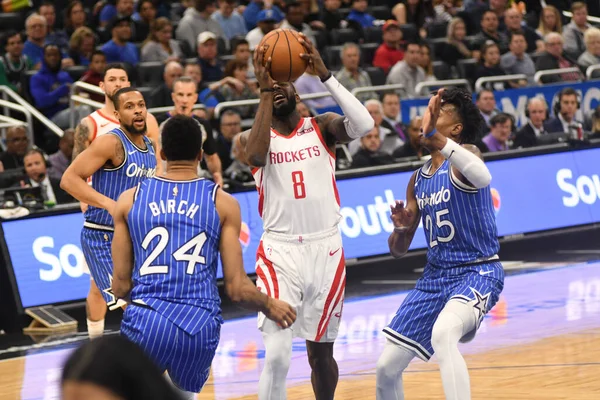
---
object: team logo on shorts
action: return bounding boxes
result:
[239,221,251,252]
[490,188,501,216]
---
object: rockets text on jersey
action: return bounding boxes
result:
[252,117,341,235]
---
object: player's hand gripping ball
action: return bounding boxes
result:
[259,28,308,82]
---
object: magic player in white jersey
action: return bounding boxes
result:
[236,34,374,400]
[71,62,161,339]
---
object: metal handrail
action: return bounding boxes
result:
[415,79,472,96]
[351,83,406,96]
[586,65,600,80]
[0,99,34,144]
[534,68,582,84]
[70,81,105,128]
[0,85,63,138]
[213,91,335,118]
[148,104,207,115]
[475,74,528,92]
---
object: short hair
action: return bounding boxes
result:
[25,13,46,29]
[24,148,47,162]
[404,40,421,50]
[38,1,54,11]
[137,0,154,13]
[544,32,563,44]
[571,1,587,12]
[340,42,360,59]
[558,87,579,101]
[475,89,494,101]
[102,62,128,80]
[584,27,600,48]
[161,115,205,162]
[381,91,399,102]
[220,109,241,124]
[440,87,484,144]
[112,87,142,110]
[481,9,497,21]
[364,98,383,113]
[489,112,513,128]
[285,1,302,13]
[91,50,106,61]
[224,59,248,77]
[231,38,249,52]
[509,30,526,43]
[173,76,197,90]
[480,40,499,56]
[1,30,21,47]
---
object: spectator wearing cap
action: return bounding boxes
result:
[373,20,404,75]
[246,10,279,50]
[212,0,248,41]
[280,1,316,45]
[176,0,225,52]
[243,0,284,31]
[101,16,140,66]
[347,0,376,28]
[197,32,224,82]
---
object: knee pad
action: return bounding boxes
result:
[376,340,413,382]
[432,301,476,353]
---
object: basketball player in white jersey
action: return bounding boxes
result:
[71,63,160,339]
[236,35,374,399]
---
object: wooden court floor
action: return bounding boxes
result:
[1,262,599,399]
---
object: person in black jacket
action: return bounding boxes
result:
[535,32,580,84]
[18,149,74,204]
[351,126,394,168]
[513,97,551,148]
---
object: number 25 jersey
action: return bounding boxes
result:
[415,159,499,268]
[252,117,341,235]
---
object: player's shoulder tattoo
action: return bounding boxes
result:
[114,136,125,167]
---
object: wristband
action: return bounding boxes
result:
[260,88,274,93]
[320,71,332,83]
[421,128,437,138]
[394,226,409,233]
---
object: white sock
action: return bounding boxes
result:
[86,318,104,339]
[376,339,415,400]
[164,372,196,400]
[431,300,477,400]
[258,320,293,400]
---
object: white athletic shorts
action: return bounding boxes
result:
[255,226,346,343]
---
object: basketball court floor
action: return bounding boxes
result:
[0,234,599,399]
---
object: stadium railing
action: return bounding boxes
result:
[586,65,600,80]
[475,74,528,92]
[0,85,63,138]
[533,67,584,84]
[0,99,33,145]
[415,79,472,97]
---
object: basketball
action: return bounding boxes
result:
[259,29,308,82]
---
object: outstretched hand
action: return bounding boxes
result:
[421,88,444,137]
[298,33,329,81]
[253,45,274,90]
[390,200,414,231]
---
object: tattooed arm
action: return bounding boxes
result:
[72,117,92,161]
[61,134,124,215]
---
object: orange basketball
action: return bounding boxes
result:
[259,29,308,82]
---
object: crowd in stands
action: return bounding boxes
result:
[0,0,600,195]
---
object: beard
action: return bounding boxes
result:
[122,121,147,135]
[273,95,297,118]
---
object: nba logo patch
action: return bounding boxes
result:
[239,221,251,252]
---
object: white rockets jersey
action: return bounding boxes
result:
[252,117,341,235]
[87,110,120,141]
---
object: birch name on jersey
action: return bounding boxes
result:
[269,145,321,164]
[148,199,200,220]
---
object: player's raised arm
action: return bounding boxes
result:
[388,171,421,258]
[420,89,491,189]
[111,187,136,299]
[244,45,275,167]
[299,33,374,144]
[216,189,296,327]
[60,134,123,213]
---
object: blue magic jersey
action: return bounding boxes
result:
[415,159,499,268]
[128,177,223,335]
[85,128,156,226]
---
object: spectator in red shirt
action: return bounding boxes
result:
[373,20,404,74]
[79,51,107,103]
